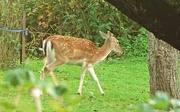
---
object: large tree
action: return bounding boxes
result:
[148,32,179,99]
[105,0,180,98]
[105,0,180,50]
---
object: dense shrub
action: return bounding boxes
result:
[25,0,147,58]
[120,28,148,57]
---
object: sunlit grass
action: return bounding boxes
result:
[0,57,150,112]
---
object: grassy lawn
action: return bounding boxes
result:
[0,57,150,112]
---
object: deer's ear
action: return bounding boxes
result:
[99,31,108,39]
[108,31,113,39]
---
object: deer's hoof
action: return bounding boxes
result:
[77,92,82,96]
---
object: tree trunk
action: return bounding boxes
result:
[148,32,180,99]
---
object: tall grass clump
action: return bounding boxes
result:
[0,0,25,69]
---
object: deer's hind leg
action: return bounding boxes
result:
[40,59,49,81]
[45,58,68,85]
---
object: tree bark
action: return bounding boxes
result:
[148,32,180,99]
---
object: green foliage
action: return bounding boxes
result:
[137,91,180,112]
[1,68,71,112]
[25,0,147,58]
[0,101,16,111]
[120,28,148,57]
[47,83,67,99]
[6,68,35,87]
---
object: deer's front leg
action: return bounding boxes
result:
[78,62,88,95]
[88,66,104,95]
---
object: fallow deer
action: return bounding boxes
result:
[40,31,123,95]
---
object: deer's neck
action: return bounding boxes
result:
[94,39,112,62]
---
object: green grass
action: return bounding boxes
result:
[0,57,150,112]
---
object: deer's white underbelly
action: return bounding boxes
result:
[67,59,85,65]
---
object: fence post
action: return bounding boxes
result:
[20,12,26,63]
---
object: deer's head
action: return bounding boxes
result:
[100,31,123,55]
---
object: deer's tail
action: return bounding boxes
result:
[43,40,55,62]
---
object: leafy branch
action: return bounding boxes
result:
[2,68,69,112]
[137,91,180,112]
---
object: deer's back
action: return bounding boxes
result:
[45,35,98,64]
